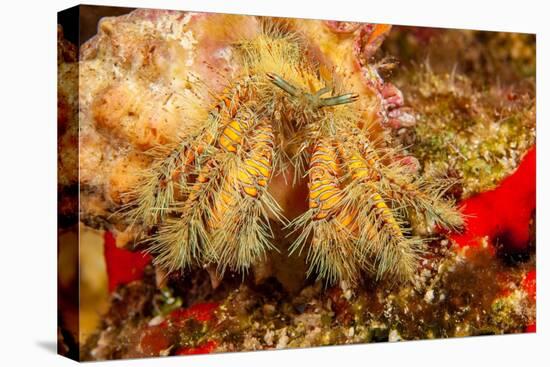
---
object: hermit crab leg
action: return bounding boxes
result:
[209,121,284,273]
[123,76,255,229]
[345,138,463,232]
[131,78,268,273]
[122,133,213,228]
[378,160,464,231]
[341,144,423,281]
[289,140,361,284]
[149,158,220,273]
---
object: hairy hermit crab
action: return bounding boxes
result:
[78,12,463,285]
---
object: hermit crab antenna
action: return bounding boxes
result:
[266,72,299,97]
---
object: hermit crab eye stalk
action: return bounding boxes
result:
[266,72,299,97]
[318,93,359,107]
[266,72,359,109]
